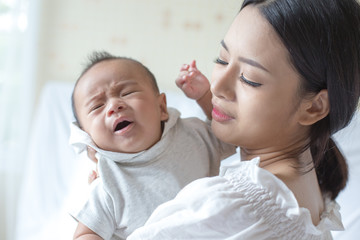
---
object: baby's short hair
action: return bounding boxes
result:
[71,51,159,125]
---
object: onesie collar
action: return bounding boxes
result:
[69,107,180,164]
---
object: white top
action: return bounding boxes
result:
[69,108,236,240]
[128,157,344,240]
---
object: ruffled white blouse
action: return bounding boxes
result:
[128,158,344,240]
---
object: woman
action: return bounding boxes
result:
[128,0,360,239]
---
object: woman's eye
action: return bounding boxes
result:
[240,74,262,87]
[214,57,228,65]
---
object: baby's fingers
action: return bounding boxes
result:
[188,60,198,72]
[176,75,186,88]
[180,63,190,71]
[88,170,98,184]
[87,146,98,164]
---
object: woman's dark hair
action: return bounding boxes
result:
[241,0,360,199]
[71,51,159,126]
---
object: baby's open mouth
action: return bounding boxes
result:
[114,121,132,132]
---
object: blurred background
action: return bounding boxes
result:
[0,0,241,239]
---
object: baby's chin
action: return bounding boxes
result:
[102,145,146,154]
[95,129,163,154]
[101,141,155,154]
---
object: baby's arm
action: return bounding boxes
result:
[73,222,102,240]
[176,60,212,119]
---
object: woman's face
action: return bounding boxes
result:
[211,5,307,153]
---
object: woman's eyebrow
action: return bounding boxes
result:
[221,40,228,51]
[221,40,268,72]
[238,56,269,72]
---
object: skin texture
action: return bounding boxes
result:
[210,6,330,225]
[73,59,169,154]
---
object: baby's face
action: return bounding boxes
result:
[74,59,168,153]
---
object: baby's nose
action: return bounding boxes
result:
[107,99,126,116]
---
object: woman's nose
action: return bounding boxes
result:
[210,66,236,101]
[106,98,126,117]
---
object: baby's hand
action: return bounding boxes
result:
[88,170,98,185]
[176,60,210,100]
[87,146,99,184]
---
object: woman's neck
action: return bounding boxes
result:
[241,147,324,225]
[240,140,312,171]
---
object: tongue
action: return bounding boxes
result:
[115,121,131,131]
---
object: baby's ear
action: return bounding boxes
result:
[158,93,169,121]
[298,89,329,126]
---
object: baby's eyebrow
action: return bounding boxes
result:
[109,81,139,95]
[111,80,138,89]
[84,92,104,107]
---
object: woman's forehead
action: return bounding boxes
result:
[226,6,290,73]
[226,6,279,49]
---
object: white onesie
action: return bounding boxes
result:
[69,108,236,240]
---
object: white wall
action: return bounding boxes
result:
[34,0,241,101]
[0,172,5,240]
[1,1,242,239]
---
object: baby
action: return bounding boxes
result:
[70,51,236,240]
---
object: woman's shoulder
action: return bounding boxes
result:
[173,157,297,210]
[219,157,296,201]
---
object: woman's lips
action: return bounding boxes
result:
[212,106,234,122]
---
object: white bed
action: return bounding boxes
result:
[15,81,360,240]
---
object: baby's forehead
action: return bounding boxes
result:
[95,59,150,80]
[108,58,148,72]
[110,58,142,69]
[75,60,154,94]
[79,59,147,83]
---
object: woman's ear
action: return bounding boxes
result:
[298,89,329,126]
[158,93,169,121]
